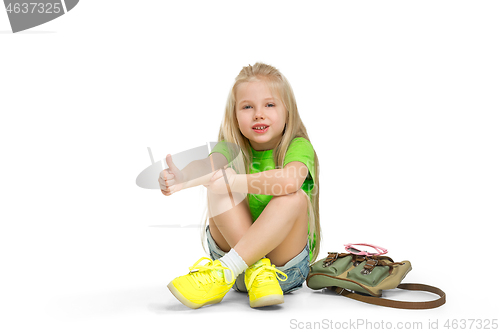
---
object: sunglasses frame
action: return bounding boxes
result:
[344,243,388,257]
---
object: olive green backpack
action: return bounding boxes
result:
[306,252,446,309]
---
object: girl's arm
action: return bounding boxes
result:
[231,161,309,196]
[180,152,229,190]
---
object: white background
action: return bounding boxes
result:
[1,1,499,332]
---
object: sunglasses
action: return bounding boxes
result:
[344,243,388,256]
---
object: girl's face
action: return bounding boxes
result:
[235,80,287,151]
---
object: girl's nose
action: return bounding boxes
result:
[254,106,265,119]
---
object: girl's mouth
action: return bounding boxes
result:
[252,126,269,134]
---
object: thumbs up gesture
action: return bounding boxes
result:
[158,154,186,196]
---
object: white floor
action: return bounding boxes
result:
[3,225,490,333]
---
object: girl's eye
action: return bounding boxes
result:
[242,103,274,109]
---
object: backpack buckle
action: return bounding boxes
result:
[323,252,339,267]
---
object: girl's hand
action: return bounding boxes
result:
[204,167,237,194]
[158,154,186,196]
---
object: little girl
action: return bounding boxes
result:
[159,62,320,309]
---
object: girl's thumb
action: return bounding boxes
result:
[166,154,179,172]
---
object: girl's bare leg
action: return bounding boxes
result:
[234,190,308,266]
[208,196,253,252]
[209,190,309,267]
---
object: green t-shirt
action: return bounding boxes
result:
[209,137,317,260]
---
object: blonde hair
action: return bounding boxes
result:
[201,62,321,262]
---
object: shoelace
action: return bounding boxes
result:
[247,263,288,290]
[188,257,235,286]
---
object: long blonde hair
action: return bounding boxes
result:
[201,62,321,262]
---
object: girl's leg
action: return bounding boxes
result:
[208,195,253,252]
[210,189,309,267]
[234,190,309,267]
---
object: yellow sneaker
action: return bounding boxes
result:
[167,257,235,309]
[244,258,288,308]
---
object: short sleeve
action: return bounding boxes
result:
[208,141,241,170]
[209,141,231,164]
[283,137,316,187]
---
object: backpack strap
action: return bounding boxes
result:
[332,283,446,309]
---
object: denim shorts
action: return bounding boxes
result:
[206,226,310,294]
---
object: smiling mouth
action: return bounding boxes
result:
[252,126,269,133]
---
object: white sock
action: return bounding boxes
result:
[218,249,248,281]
